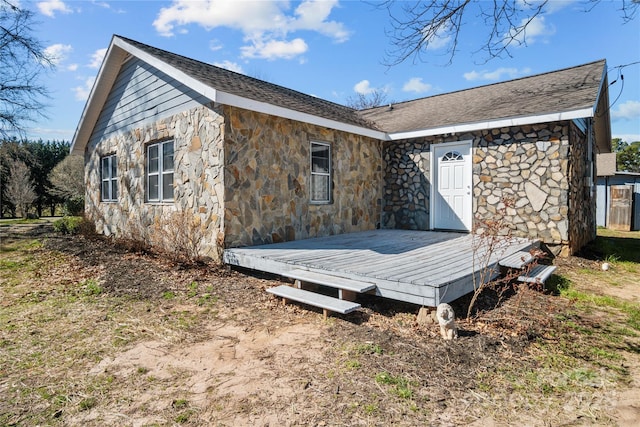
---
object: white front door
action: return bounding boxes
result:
[432,141,472,231]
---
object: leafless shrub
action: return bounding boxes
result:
[117,220,152,254]
[152,210,204,264]
[5,159,36,218]
[467,197,541,319]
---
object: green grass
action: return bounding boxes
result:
[354,343,384,355]
[587,229,640,263]
[559,285,640,332]
[375,372,415,399]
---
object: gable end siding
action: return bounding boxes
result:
[88,57,211,146]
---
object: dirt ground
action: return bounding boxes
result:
[1,221,639,426]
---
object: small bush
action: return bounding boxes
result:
[53,216,83,234]
[53,216,95,236]
[63,196,85,216]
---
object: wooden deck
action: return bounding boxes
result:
[223,230,536,307]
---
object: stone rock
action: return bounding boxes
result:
[525,182,547,212]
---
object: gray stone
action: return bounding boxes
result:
[525,182,547,212]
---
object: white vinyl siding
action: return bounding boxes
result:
[147,140,174,202]
[101,154,118,202]
[310,141,331,203]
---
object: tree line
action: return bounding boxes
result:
[0,139,83,218]
[612,138,640,173]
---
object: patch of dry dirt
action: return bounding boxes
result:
[3,222,639,426]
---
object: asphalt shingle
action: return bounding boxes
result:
[358,60,606,133]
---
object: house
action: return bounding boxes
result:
[596,153,640,231]
[71,35,611,265]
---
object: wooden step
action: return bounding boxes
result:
[518,265,557,284]
[266,285,361,319]
[499,251,536,269]
[283,269,376,293]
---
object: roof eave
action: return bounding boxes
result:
[386,108,595,140]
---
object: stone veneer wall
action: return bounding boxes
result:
[223,106,383,248]
[567,121,597,254]
[85,104,225,260]
[382,122,596,255]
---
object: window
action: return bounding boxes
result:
[101,154,118,202]
[310,141,331,203]
[147,140,174,202]
[442,151,464,161]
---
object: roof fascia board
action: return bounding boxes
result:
[114,37,386,141]
[592,60,608,114]
[387,108,594,140]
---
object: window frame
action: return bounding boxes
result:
[310,141,332,204]
[100,154,118,202]
[146,140,175,203]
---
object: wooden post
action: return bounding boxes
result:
[339,289,357,301]
[323,309,329,320]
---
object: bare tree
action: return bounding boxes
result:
[48,154,84,200]
[381,0,639,66]
[0,0,52,138]
[345,89,390,110]
[5,159,36,218]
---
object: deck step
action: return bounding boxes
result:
[499,251,536,269]
[517,265,557,284]
[283,269,376,293]
[267,285,361,317]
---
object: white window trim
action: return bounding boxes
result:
[146,140,174,203]
[310,141,332,204]
[101,154,117,202]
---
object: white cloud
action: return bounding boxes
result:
[73,76,96,101]
[241,38,308,60]
[209,39,223,51]
[289,0,350,42]
[422,23,452,51]
[508,15,555,46]
[523,0,576,14]
[153,0,348,60]
[613,133,640,143]
[354,80,375,95]
[27,127,74,140]
[463,67,532,81]
[612,100,640,121]
[88,48,108,69]
[402,77,432,94]
[213,60,244,74]
[44,43,72,66]
[37,0,72,17]
[67,63,78,71]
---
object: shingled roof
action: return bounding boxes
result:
[117,36,378,131]
[72,35,608,155]
[359,59,607,136]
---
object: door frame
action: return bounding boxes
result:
[430,140,473,231]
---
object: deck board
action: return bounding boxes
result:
[224,230,535,307]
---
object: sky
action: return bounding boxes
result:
[21,0,640,143]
